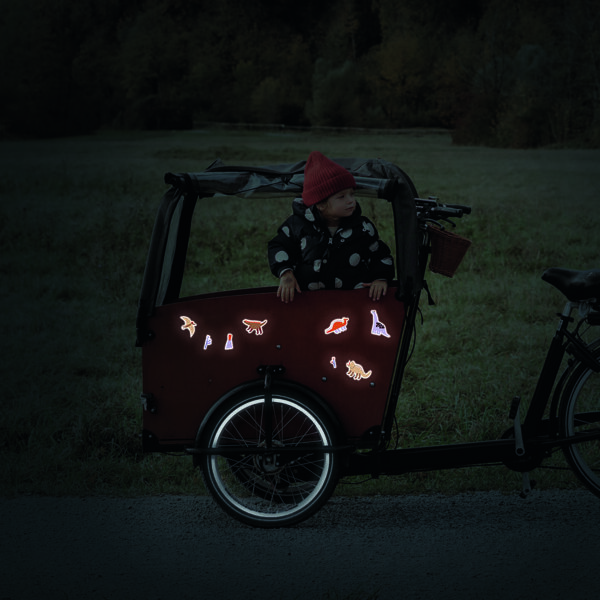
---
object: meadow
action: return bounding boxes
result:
[1,128,599,497]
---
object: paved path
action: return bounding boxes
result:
[1,490,598,599]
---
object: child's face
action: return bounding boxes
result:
[317,188,356,221]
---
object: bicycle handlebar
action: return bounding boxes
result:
[414,197,472,220]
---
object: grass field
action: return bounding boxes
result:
[1,128,599,497]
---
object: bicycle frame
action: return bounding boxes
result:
[345,296,600,479]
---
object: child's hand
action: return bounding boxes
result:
[277,270,301,303]
[365,279,388,301]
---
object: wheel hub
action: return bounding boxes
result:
[254,439,285,474]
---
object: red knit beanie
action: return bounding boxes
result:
[301,151,356,207]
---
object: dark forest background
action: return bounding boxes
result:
[1,0,599,147]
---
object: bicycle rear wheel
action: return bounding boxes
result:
[559,346,600,498]
[198,388,341,527]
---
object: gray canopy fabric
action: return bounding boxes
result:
[165,157,411,199]
[136,157,421,340]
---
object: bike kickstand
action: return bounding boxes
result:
[520,472,532,499]
[509,396,526,457]
[510,396,535,498]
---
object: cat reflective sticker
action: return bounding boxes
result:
[180,316,196,338]
[370,310,390,338]
[346,360,372,381]
[324,317,350,335]
[242,319,268,335]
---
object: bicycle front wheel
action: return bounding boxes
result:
[199,389,341,528]
[559,346,600,498]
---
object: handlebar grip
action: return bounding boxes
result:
[445,203,472,215]
[433,206,464,217]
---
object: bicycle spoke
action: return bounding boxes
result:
[201,394,339,526]
[560,351,600,497]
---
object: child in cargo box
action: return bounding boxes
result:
[268,151,394,303]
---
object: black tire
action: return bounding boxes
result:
[198,387,341,527]
[559,345,600,498]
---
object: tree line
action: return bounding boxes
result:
[1,0,599,147]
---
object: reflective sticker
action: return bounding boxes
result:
[370,310,391,338]
[346,360,372,381]
[324,317,350,335]
[242,319,268,335]
[203,335,212,350]
[330,357,337,368]
[180,316,196,338]
[225,333,234,350]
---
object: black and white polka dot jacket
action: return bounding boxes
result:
[268,198,394,291]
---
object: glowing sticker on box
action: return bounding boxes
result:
[324,317,349,335]
[370,310,390,338]
[330,357,337,368]
[346,360,372,381]
[204,335,212,350]
[242,319,268,335]
[180,316,196,338]
[225,333,234,350]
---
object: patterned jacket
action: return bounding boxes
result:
[268,199,394,290]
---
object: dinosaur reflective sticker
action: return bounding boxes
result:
[180,316,196,338]
[330,357,337,368]
[346,360,372,381]
[370,310,390,338]
[242,319,268,335]
[203,334,212,350]
[324,317,349,335]
[225,333,234,350]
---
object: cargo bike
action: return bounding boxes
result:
[136,157,600,528]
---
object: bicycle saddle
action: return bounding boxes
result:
[542,267,600,302]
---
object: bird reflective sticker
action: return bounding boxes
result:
[330,357,337,369]
[370,310,390,338]
[324,317,350,335]
[225,333,234,350]
[346,360,372,381]
[203,335,212,350]
[242,319,268,335]
[180,316,196,338]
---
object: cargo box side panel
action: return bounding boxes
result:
[141,287,404,448]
